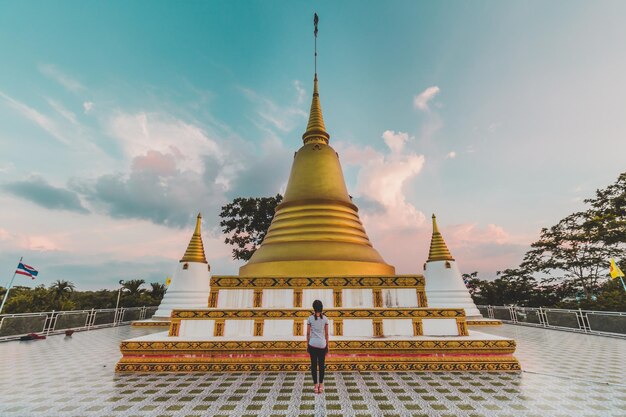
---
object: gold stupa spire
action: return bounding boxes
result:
[427,214,454,262]
[180,213,208,264]
[302,75,330,145]
[239,14,393,277]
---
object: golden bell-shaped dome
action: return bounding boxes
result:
[239,76,394,277]
[180,213,208,264]
[427,214,455,263]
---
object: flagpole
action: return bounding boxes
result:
[620,277,626,292]
[0,256,22,315]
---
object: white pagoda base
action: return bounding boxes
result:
[425,260,482,318]
[152,262,211,320]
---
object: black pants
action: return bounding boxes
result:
[308,346,327,384]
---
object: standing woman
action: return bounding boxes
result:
[307,299,329,394]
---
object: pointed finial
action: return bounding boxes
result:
[180,212,208,263]
[427,213,455,262]
[302,75,330,145]
[302,13,330,145]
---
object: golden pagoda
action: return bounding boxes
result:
[240,75,393,277]
[427,214,454,262]
[116,15,518,374]
[180,213,208,264]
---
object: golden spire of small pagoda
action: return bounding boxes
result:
[180,213,208,264]
[427,214,455,262]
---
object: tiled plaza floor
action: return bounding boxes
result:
[0,324,624,417]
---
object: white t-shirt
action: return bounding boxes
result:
[307,314,328,348]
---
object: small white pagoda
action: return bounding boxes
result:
[141,213,212,324]
[424,214,486,320]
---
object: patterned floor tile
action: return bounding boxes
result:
[0,325,624,416]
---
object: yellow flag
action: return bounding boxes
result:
[165,277,172,286]
[610,259,624,279]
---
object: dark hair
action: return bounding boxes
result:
[312,299,324,320]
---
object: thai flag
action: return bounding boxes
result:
[16,263,38,279]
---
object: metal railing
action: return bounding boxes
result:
[0,306,159,341]
[477,305,626,338]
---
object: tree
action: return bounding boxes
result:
[584,172,626,246]
[49,280,75,301]
[149,282,166,300]
[219,194,283,261]
[519,211,623,299]
[122,279,145,296]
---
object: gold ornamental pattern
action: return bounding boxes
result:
[130,321,170,327]
[116,355,521,373]
[171,307,464,320]
[120,339,517,355]
[210,275,425,289]
[466,320,503,326]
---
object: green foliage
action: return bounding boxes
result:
[149,282,167,299]
[122,279,145,295]
[49,280,75,309]
[584,172,626,246]
[219,194,283,261]
[518,211,623,298]
[0,281,164,314]
[2,285,55,314]
[466,171,626,312]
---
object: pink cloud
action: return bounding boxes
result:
[132,150,177,177]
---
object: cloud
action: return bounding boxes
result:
[240,86,307,133]
[0,162,14,173]
[0,228,62,251]
[294,80,306,104]
[4,176,89,213]
[227,137,291,198]
[338,131,426,232]
[75,165,224,228]
[446,151,457,159]
[47,98,78,125]
[83,101,94,113]
[108,111,223,173]
[413,86,440,111]
[73,112,238,227]
[38,63,84,92]
[0,91,70,145]
[382,130,409,154]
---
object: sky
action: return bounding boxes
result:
[1,1,625,290]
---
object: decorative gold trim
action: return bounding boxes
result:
[293,320,303,336]
[456,319,469,336]
[293,289,302,308]
[373,289,382,307]
[373,319,383,337]
[131,321,170,327]
[171,307,465,320]
[253,289,263,308]
[333,319,343,336]
[467,320,502,326]
[254,319,264,336]
[120,339,517,356]
[168,322,180,337]
[333,288,342,307]
[208,289,218,308]
[412,319,423,336]
[214,320,224,337]
[210,275,424,289]
[417,290,428,307]
[116,354,521,373]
